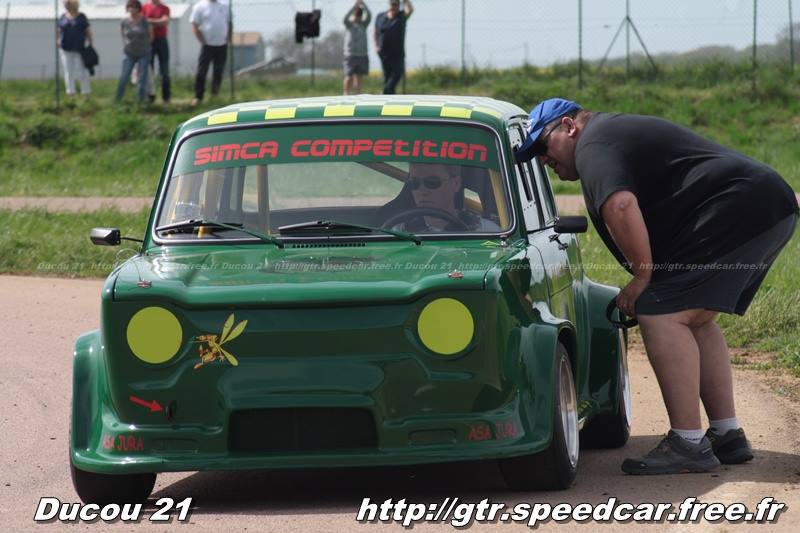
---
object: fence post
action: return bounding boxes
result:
[625,0,630,75]
[752,0,758,92]
[0,3,10,81]
[54,0,59,109]
[310,0,315,86]
[790,0,796,72]
[460,0,465,81]
[229,0,234,100]
[578,0,583,89]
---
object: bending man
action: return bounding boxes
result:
[515,97,798,475]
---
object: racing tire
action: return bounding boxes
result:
[580,330,631,449]
[70,462,156,505]
[499,342,578,491]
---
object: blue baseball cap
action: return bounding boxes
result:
[514,98,582,162]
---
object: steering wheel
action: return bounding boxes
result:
[381,207,469,231]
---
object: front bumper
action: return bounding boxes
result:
[71,392,553,475]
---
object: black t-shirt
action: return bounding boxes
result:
[375,11,407,56]
[575,112,799,279]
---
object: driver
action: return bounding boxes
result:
[391,162,501,232]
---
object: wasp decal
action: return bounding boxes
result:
[194,314,248,370]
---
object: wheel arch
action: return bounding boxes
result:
[583,279,625,415]
[557,326,578,376]
[71,330,104,454]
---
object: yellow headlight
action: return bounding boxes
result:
[417,298,474,356]
[126,306,183,364]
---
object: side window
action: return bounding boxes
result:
[531,159,557,223]
[520,162,545,227]
[508,124,540,231]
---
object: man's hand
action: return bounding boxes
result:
[191,22,205,45]
[617,276,649,317]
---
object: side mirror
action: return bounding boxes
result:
[90,227,121,246]
[554,216,588,234]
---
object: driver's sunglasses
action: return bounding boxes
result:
[408,175,450,190]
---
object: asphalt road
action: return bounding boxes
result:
[1,275,798,532]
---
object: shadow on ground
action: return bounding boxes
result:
[147,435,800,516]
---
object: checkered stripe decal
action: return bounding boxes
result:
[202,101,506,126]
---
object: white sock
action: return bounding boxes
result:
[672,428,705,444]
[709,417,739,435]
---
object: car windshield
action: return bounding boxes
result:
[156,122,512,241]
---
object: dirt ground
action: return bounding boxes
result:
[1,275,798,532]
[2,194,799,215]
[0,195,587,215]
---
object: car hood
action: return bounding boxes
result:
[113,241,521,306]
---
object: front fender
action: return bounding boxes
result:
[71,330,105,454]
[584,279,625,416]
[513,303,575,450]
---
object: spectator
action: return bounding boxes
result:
[515,97,799,474]
[342,0,371,95]
[116,0,153,103]
[374,0,413,94]
[142,0,171,103]
[190,0,231,106]
[57,0,92,96]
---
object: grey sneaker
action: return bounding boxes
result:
[621,431,720,475]
[706,428,754,464]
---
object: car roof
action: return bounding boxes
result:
[178,95,527,137]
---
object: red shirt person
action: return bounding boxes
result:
[141,0,171,102]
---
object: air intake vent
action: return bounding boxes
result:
[228,408,377,453]
[289,242,367,248]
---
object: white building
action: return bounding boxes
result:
[0,2,200,80]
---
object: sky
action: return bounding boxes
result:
[228,0,796,68]
[14,0,797,68]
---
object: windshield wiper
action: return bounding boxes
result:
[278,220,421,245]
[155,219,284,248]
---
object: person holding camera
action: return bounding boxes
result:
[343,1,371,95]
[374,0,413,94]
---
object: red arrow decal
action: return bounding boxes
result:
[129,395,163,412]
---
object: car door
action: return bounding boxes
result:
[508,123,575,322]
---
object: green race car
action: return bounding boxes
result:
[70,95,630,503]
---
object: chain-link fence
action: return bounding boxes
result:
[0,1,797,89]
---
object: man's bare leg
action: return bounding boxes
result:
[622,309,722,474]
[691,314,737,421]
[637,309,712,429]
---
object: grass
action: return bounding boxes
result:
[717,231,800,374]
[1,64,799,196]
[0,209,149,278]
[0,62,798,374]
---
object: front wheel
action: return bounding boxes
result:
[499,342,578,491]
[70,462,156,505]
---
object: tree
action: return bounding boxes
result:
[775,22,800,43]
[773,22,800,64]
